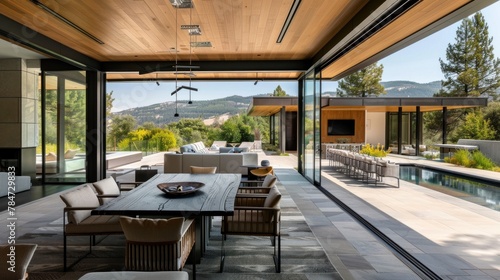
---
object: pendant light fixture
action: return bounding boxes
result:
[173,5,179,117]
[188,5,193,105]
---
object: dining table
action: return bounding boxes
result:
[91,173,242,262]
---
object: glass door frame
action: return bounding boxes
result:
[299,68,322,186]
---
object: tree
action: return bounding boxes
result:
[107,115,136,150]
[106,91,115,117]
[336,63,385,97]
[273,85,287,96]
[427,12,500,141]
[483,101,500,140]
[438,12,500,98]
[450,111,496,141]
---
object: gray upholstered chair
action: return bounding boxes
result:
[0,244,37,280]
[221,185,281,272]
[119,217,196,277]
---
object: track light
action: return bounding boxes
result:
[254,80,258,85]
[156,81,160,86]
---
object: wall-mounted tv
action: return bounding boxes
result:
[327,119,355,136]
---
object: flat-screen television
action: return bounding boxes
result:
[327,119,355,136]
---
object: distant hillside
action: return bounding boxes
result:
[112,95,253,126]
[324,80,442,97]
[112,81,443,126]
[382,80,441,97]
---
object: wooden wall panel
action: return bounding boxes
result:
[321,110,365,143]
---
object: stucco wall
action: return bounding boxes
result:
[365,112,386,147]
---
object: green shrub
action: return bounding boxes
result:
[445,149,498,171]
[360,143,390,157]
[452,149,472,167]
[471,150,495,170]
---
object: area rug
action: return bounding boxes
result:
[17,184,338,279]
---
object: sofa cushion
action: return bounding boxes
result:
[60,184,100,224]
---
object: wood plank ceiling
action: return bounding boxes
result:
[0,0,478,81]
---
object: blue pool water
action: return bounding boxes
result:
[399,166,500,212]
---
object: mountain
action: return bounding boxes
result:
[381,80,441,97]
[112,95,254,125]
[112,81,443,126]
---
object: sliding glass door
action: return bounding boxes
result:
[39,71,87,183]
[302,69,321,185]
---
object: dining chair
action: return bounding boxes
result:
[119,216,196,278]
[221,185,281,272]
[190,166,217,174]
[239,174,277,194]
[0,244,37,280]
[249,166,274,179]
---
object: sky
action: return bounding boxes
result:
[108,2,500,112]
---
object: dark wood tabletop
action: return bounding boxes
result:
[91,173,241,217]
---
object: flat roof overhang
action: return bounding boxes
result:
[247,96,489,116]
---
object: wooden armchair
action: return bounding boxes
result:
[119,217,196,278]
[221,186,281,272]
[59,184,123,271]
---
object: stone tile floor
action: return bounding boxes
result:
[2,150,499,279]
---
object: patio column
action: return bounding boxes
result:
[86,71,107,182]
[279,106,286,154]
[415,106,421,156]
[397,107,402,154]
[442,107,447,144]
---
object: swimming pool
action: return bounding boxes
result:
[399,166,500,212]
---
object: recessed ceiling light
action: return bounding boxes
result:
[191,42,212,48]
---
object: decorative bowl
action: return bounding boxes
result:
[157,181,205,196]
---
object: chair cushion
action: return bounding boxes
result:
[65,215,122,234]
[64,149,79,159]
[190,166,217,174]
[263,186,281,222]
[261,174,277,188]
[120,216,185,243]
[0,244,37,280]
[45,152,57,161]
[93,177,120,195]
[60,184,100,224]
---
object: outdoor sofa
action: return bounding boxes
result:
[163,152,258,175]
